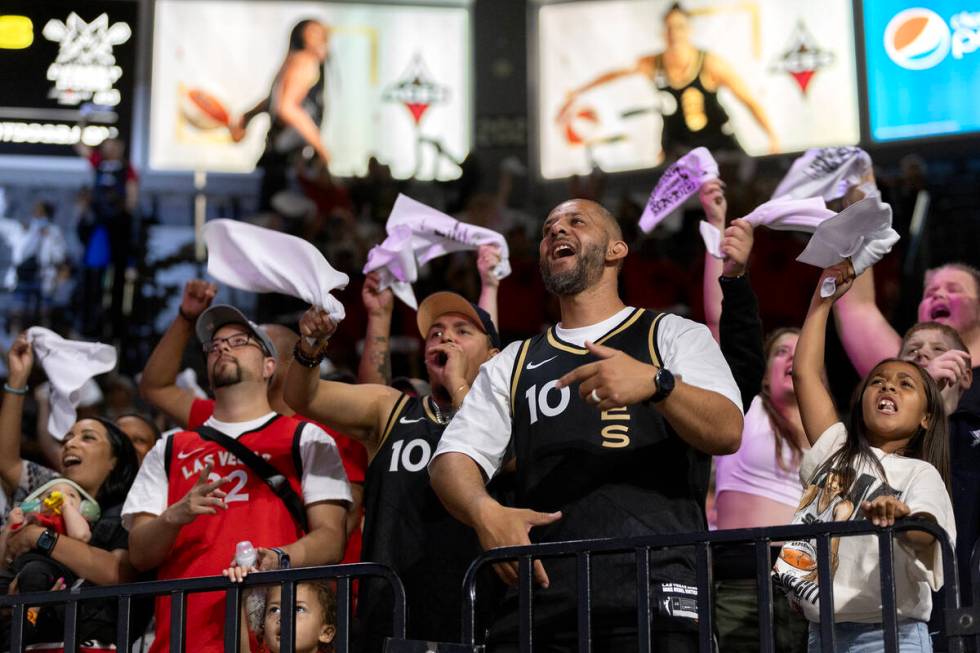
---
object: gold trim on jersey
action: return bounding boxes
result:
[377,394,410,451]
[510,339,533,416]
[545,308,646,355]
[422,395,442,423]
[647,312,666,368]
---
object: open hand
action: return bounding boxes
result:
[861,496,910,527]
[476,503,562,588]
[163,463,229,527]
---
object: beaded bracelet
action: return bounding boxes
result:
[292,341,325,368]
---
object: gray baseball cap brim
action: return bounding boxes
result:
[195,304,278,359]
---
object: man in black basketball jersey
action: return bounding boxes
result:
[556,3,779,160]
[429,198,743,652]
[284,291,501,651]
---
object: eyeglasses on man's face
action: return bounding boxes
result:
[203,332,260,354]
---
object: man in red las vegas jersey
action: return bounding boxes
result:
[123,304,350,653]
[138,279,367,564]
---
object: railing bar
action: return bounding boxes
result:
[10,603,25,653]
[336,577,351,653]
[755,539,775,653]
[280,580,296,653]
[62,599,78,653]
[695,542,713,653]
[169,591,186,653]
[816,533,835,653]
[878,531,899,653]
[519,555,534,653]
[636,547,651,653]
[116,595,132,652]
[223,584,242,653]
[577,552,591,653]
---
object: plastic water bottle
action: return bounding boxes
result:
[235,540,257,568]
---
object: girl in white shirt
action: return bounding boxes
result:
[774,263,955,653]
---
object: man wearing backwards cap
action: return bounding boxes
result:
[285,291,500,651]
[123,304,351,653]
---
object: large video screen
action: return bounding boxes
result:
[536,0,861,179]
[150,0,471,180]
[0,0,138,157]
[864,1,980,141]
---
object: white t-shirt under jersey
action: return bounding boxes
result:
[773,422,955,623]
[432,307,743,480]
[122,412,352,530]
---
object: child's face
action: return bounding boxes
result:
[49,483,82,509]
[861,361,930,446]
[263,584,335,653]
[899,328,959,367]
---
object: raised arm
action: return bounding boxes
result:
[139,280,216,427]
[706,54,779,153]
[356,272,394,386]
[831,266,901,378]
[556,55,654,123]
[477,244,502,328]
[793,263,855,444]
[700,180,728,341]
[0,334,33,495]
[287,307,401,449]
[274,53,330,164]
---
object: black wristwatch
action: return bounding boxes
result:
[270,547,291,569]
[649,368,676,403]
[36,528,59,557]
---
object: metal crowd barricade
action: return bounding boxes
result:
[461,518,971,653]
[0,562,405,653]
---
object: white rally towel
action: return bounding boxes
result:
[203,219,349,322]
[639,147,719,233]
[772,147,873,202]
[363,194,511,309]
[799,192,900,296]
[700,197,835,259]
[26,327,117,440]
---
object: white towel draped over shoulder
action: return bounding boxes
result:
[26,327,117,440]
[363,194,511,309]
[639,147,719,233]
[203,219,349,322]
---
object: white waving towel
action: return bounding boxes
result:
[639,147,719,233]
[26,327,117,440]
[363,194,511,309]
[700,197,835,259]
[203,219,349,322]
[799,193,900,296]
[773,147,873,202]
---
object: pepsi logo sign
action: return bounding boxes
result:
[884,7,951,70]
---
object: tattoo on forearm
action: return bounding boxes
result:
[372,337,391,383]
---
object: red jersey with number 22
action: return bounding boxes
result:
[150,415,306,653]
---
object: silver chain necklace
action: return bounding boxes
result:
[428,396,454,425]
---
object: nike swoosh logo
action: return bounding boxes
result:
[526,355,559,370]
[177,447,205,460]
[399,416,424,424]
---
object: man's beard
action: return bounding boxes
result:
[540,241,606,296]
[211,358,243,388]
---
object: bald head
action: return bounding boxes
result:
[547,199,623,241]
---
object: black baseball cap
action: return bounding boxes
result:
[196,305,278,358]
[416,291,501,350]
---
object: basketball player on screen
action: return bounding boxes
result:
[230,19,333,210]
[557,2,779,160]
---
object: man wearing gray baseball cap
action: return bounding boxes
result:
[123,302,351,653]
